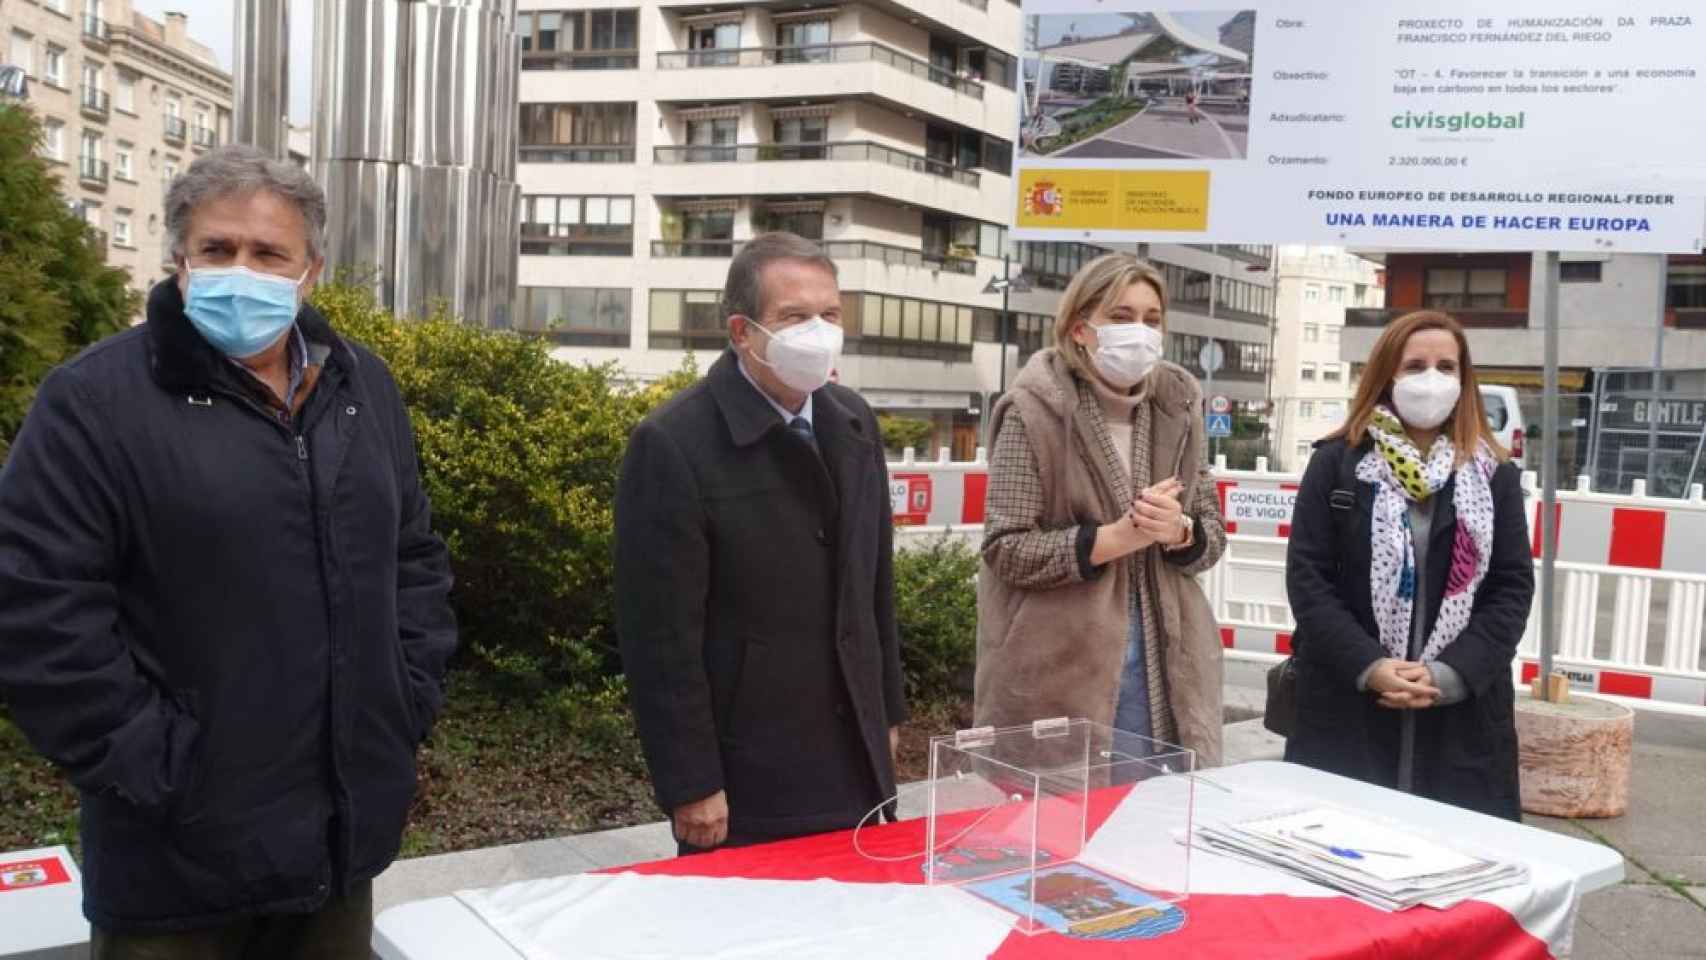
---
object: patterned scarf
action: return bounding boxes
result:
[1358,406,1497,663]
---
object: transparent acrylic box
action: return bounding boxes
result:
[924,718,1195,937]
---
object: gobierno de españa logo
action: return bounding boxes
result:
[1025,180,1064,217]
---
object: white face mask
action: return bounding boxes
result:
[1392,368,1462,430]
[747,317,844,394]
[1089,322,1163,389]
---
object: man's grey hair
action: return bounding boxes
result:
[722,232,838,328]
[165,144,327,263]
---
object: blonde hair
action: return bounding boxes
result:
[1051,253,1169,379]
[1326,310,1507,464]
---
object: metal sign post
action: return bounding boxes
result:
[1539,252,1561,701]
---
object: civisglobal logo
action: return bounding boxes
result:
[1391,111,1527,133]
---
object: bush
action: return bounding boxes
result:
[311,282,696,691]
[878,413,935,457]
[0,104,136,457]
[893,536,980,708]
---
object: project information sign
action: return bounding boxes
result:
[1015,1,1706,251]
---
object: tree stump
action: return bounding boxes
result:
[1515,694,1633,819]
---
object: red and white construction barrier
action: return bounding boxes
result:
[889,450,1706,715]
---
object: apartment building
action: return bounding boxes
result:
[2,0,231,301]
[514,0,1018,458]
[1271,246,1383,471]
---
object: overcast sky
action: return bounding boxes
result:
[128,0,313,123]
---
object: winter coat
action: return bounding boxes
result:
[1284,438,1532,820]
[615,350,905,840]
[0,279,457,931]
[974,349,1228,765]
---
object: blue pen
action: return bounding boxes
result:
[1287,829,1412,860]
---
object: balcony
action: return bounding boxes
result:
[81,15,109,45]
[1346,307,1527,329]
[78,155,109,186]
[1216,244,1272,268]
[659,42,982,98]
[520,223,633,256]
[655,140,978,184]
[163,115,187,144]
[652,41,1006,131]
[191,125,217,150]
[523,50,638,71]
[79,85,110,119]
[518,144,634,164]
[649,238,977,276]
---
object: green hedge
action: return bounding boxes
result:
[312,283,695,703]
[893,537,980,708]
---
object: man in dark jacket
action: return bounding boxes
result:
[616,232,906,853]
[0,145,457,957]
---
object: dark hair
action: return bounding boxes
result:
[166,144,326,262]
[722,232,838,326]
[1326,310,1506,464]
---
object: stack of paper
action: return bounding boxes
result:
[1193,807,1529,911]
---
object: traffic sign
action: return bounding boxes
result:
[1206,413,1233,438]
[1209,395,1231,415]
[1198,340,1225,375]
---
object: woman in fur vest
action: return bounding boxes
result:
[974,253,1228,765]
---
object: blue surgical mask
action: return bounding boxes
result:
[184,265,307,358]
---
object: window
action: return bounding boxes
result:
[1425,267,1507,310]
[1322,401,1344,420]
[1671,262,1706,309]
[1561,260,1603,283]
[81,129,102,160]
[518,287,631,345]
[1021,241,1100,289]
[978,223,1006,259]
[760,205,824,240]
[115,69,134,111]
[166,95,181,118]
[82,60,101,91]
[163,158,179,183]
[81,200,100,228]
[1215,276,1273,321]
[114,141,133,179]
[687,21,741,65]
[41,120,64,160]
[685,117,737,161]
[775,19,830,62]
[44,45,65,86]
[1165,333,1270,380]
[1297,441,1313,462]
[772,115,827,159]
[839,293,973,361]
[1328,285,1346,304]
[519,102,637,161]
[43,0,67,12]
[983,136,1013,174]
[521,195,633,255]
[1299,400,1316,419]
[1161,262,1213,308]
[1323,363,1343,383]
[113,210,132,247]
[9,31,32,76]
[1304,284,1321,303]
[1300,361,1317,381]
[1303,323,1319,343]
[649,289,729,348]
[518,9,639,69]
[1326,325,1341,344]
[986,50,1016,89]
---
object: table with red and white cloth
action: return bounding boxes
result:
[372,761,1622,960]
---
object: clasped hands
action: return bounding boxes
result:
[1367,658,1443,710]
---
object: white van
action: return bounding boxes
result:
[1480,385,1526,466]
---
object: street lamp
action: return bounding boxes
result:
[984,252,1034,397]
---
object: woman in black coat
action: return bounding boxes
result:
[1285,310,1534,820]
